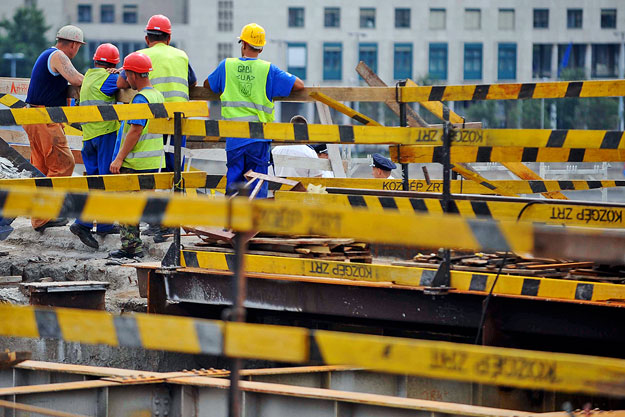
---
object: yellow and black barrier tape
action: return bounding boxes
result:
[151,118,625,151]
[181,250,623,304]
[391,146,625,163]
[0,101,209,126]
[1,303,625,395]
[274,191,625,229]
[0,93,26,109]
[399,79,625,102]
[2,185,625,262]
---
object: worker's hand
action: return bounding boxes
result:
[106,67,121,74]
[109,158,123,174]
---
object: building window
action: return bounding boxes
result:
[395,8,410,28]
[465,8,481,30]
[592,44,619,77]
[359,43,378,74]
[218,1,233,32]
[498,43,517,79]
[558,44,586,73]
[464,43,482,80]
[323,43,342,80]
[394,43,412,79]
[324,7,340,28]
[122,5,137,24]
[498,9,515,30]
[360,8,375,29]
[430,8,446,30]
[533,9,549,28]
[532,44,552,78]
[218,42,232,62]
[287,43,307,79]
[77,4,92,23]
[601,9,617,29]
[429,43,447,80]
[100,4,114,23]
[567,9,582,29]
[288,7,305,28]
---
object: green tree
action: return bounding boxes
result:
[0,5,50,77]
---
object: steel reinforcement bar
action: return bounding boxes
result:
[1,303,625,395]
[180,249,624,304]
[0,186,625,262]
[0,101,209,126]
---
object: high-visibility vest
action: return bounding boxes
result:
[221,58,274,122]
[120,88,165,171]
[79,68,119,141]
[138,43,189,102]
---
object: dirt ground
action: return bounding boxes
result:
[0,217,198,313]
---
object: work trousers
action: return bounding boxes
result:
[118,166,158,254]
[74,132,117,232]
[226,141,270,198]
[24,122,75,229]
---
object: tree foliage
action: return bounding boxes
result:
[0,5,50,77]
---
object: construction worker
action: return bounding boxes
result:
[24,25,84,231]
[371,153,397,179]
[109,52,165,259]
[117,14,197,242]
[204,22,305,198]
[70,43,121,250]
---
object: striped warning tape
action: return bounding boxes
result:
[274,191,625,229]
[1,303,624,395]
[181,250,625,304]
[0,93,26,109]
[0,171,210,192]
[399,79,625,102]
[1,185,625,262]
[391,146,625,163]
[1,172,623,197]
[405,78,465,124]
[150,118,625,152]
[0,101,209,126]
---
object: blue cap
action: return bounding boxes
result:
[371,153,396,171]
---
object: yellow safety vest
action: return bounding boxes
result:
[221,58,274,122]
[79,68,119,141]
[138,43,189,102]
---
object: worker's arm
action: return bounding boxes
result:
[117,72,131,89]
[110,124,142,174]
[50,51,83,86]
[188,64,197,88]
[292,77,305,91]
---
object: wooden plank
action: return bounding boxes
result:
[501,162,568,200]
[0,399,88,417]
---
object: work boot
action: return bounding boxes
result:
[96,224,121,236]
[109,249,144,259]
[34,218,68,232]
[70,223,99,249]
[153,227,175,243]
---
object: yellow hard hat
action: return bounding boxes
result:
[238,23,266,48]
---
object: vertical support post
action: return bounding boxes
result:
[228,185,249,417]
[426,122,452,293]
[397,80,409,191]
[172,112,183,267]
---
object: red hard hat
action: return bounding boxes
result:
[122,52,153,74]
[93,43,120,64]
[145,14,172,35]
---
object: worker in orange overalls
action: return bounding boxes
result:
[24,25,85,231]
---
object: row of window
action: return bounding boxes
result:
[288,7,619,30]
[279,42,620,82]
[78,4,137,24]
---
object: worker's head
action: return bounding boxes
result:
[145,14,172,46]
[93,43,120,68]
[290,115,308,124]
[55,25,85,58]
[370,153,396,179]
[238,23,266,56]
[122,52,153,89]
[309,144,328,159]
